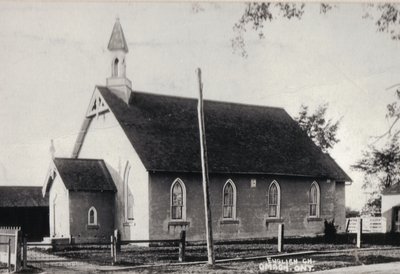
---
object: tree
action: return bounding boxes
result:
[376,89,400,141]
[360,194,381,217]
[295,104,340,152]
[352,135,400,215]
[352,136,400,191]
[351,83,400,215]
[232,3,400,57]
[375,3,400,40]
[232,2,307,57]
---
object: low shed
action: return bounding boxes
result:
[0,186,49,241]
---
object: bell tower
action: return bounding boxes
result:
[106,18,132,104]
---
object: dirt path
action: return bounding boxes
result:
[312,261,400,274]
[28,249,100,272]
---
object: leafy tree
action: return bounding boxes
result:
[360,195,381,217]
[232,2,400,57]
[375,3,400,40]
[352,136,400,191]
[351,85,400,214]
[376,89,400,141]
[232,2,307,57]
[295,104,340,152]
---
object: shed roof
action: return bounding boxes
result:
[53,158,116,192]
[0,186,48,207]
[97,86,351,182]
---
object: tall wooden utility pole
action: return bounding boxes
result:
[196,68,215,266]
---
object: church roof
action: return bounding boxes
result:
[0,186,48,207]
[52,158,116,192]
[382,183,400,195]
[107,18,129,53]
[97,87,351,182]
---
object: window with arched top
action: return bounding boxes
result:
[88,207,97,225]
[124,162,134,221]
[113,58,119,77]
[223,179,237,219]
[171,178,186,220]
[267,181,281,218]
[309,182,320,217]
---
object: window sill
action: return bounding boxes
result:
[220,219,240,225]
[123,221,135,227]
[87,224,99,230]
[307,217,322,222]
[265,218,284,223]
[168,221,190,227]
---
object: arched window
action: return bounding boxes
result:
[223,179,237,219]
[88,207,97,225]
[268,181,281,218]
[309,182,320,217]
[124,162,134,221]
[113,58,119,77]
[171,178,186,220]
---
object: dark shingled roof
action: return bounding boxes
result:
[0,186,48,207]
[53,158,116,192]
[382,183,400,195]
[98,86,351,182]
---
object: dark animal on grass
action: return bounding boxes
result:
[324,219,337,243]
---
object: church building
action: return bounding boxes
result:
[43,19,351,243]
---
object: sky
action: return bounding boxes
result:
[1,2,400,210]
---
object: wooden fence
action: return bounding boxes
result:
[0,227,21,272]
[114,230,186,264]
[24,225,286,267]
[346,217,386,233]
[23,221,379,268]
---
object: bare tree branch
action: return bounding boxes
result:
[232,3,400,57]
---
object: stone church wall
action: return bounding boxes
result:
[149,172,341,241]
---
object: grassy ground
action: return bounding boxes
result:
[311,248,400,272]
[29,243,400,267]
[116,248,400,273]
[25,234,400,272]
[25,246,400,273]
[31,243,349,266]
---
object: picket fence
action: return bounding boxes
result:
[0,226,22,272]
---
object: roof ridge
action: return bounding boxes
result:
[96,85,286,111]
[54,157,104,162]
[0,186,42,188]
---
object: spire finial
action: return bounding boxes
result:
[50,139,55,160]
[116,15,120,22]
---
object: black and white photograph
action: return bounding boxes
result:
[1,1,400,273]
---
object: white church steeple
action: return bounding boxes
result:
[106,17,132,104]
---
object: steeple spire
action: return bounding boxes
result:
[106,17,132,104]
[108,17,129,53]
